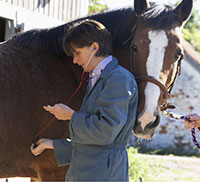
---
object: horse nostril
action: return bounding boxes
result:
[134,114,161,137]
[154,110,159,118]
[151,115,161,129]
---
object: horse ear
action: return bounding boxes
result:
[134,0,150,17]
[174,0,193,26]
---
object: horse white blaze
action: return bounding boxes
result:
[139,30,168,130]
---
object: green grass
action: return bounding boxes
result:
[128,147,200,182]
[128,148,167,182]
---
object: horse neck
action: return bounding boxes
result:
[86,9,138,72]
[13,8,138,58]
[88,8,137,46]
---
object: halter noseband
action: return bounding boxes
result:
[127,18,177,111]
[129,40,171,111]
[135,75,169,99]
[134,74,172,111]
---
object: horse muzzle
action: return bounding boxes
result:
[133,114,161,139]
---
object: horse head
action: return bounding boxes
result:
[131,0,193,138]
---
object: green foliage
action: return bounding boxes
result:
[182,9,200,53]
[172,0,200,53]
[88,0,108,15]
[182,28,200,52]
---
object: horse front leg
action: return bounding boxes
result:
[31,165,69,182]
[31,178,40,182]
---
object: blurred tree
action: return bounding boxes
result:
[173,0,200,52]
[182,9,200,52]
[88,0,108,15]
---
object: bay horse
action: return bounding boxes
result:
[0,0,192,181]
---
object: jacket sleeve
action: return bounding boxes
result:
[69,73,137,145]
[53,138,72,167]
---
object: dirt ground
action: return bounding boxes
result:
[1,154,200,182]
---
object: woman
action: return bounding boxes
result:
[30,19,138,181]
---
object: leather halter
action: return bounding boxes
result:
[134,74,174,111]
[123,13,183,112]
[129,45,182,111]
[128,32,173,111]
[126,19,181,111]
[128,36,171,110]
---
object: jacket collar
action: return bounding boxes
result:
[100,57,118,79]
[85,57,118,98]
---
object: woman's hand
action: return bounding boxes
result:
[30,138,53,156]
[184,113,200,130]
[43,103,75,120]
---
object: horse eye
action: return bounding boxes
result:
[179,53,184,60]
[177,53,184,61]
[131,45,137,52]
[175,51,184,61]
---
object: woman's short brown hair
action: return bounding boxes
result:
[62,19,112,57]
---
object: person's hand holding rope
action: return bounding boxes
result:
[184,113,200,130]
[163,111,200,149]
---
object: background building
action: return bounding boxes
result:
[0,0,88,42]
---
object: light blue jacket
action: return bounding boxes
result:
[53,58,138,181]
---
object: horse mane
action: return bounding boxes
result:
[12,25,66,57]
[10,2,177,57]
[87,8,135,46]
[143,2,177,30]
[11,7,136,57]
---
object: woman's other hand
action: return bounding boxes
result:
[30,138,53,156]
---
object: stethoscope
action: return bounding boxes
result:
[33,47,96,147]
